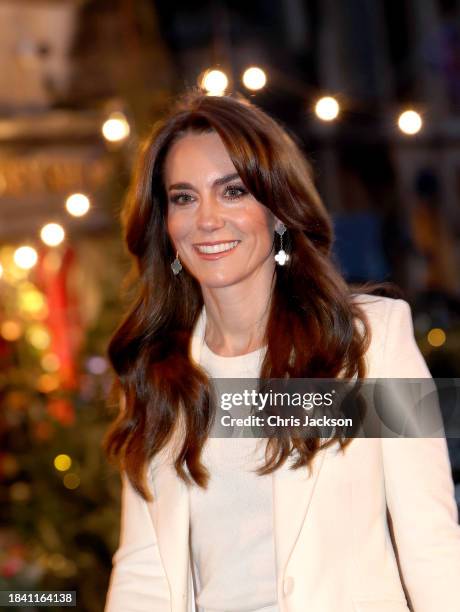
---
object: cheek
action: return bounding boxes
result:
[237,207,275,243]
[167,209,188,242]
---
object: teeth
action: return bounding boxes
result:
[196,241,239,254]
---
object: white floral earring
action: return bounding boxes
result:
[171,251,182,275]
[274,222,289,266]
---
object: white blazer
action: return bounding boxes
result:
[104,295,460,612]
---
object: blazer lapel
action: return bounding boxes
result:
[147,459,190,610]
[272,447,327,578]
[144,307,207,610]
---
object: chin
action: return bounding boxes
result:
[198,273,243,289]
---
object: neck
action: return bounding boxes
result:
[201,267,275,357]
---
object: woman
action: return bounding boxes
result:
[103,91,460,612]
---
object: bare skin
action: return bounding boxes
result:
[165,131,283,356]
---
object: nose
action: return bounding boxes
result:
[196,194,225,232]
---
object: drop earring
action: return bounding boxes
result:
[171,251,182,275]
[274,222,289,266]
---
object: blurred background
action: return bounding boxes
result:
[0,0,459,610]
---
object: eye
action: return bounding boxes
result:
[169,192,194,205]
[224,184,248,200]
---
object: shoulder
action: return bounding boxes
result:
[351,293,409,347]
[351,292,408,318]
[350,293,429,378]
[351,293,412,334]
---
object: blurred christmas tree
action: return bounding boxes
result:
[0,236,127,612]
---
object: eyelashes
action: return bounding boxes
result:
[169,184,249,205]
[169,192,194,205]
[225,185,249,200]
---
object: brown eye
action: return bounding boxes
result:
[170,192,194,204]
[224,185,248,200]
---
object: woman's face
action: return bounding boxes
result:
[165,130,278,290]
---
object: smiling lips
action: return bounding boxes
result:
[193,240,240,259]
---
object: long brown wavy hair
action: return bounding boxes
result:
[103,89,396,501]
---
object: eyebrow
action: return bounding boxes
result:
[168,172,240,191]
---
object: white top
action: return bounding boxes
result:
[189,339,280,612]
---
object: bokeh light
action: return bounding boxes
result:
[86,356,108,374]
[314,96,340,121]
[26,324,51,350]
[427,327,446,347]
[102,112,130,142]
[18,283,47,316]
[36,374,60,393]
[41,353,61,372]
[242,66,267,91]
[201,69,228,96]
[1,320,23,341]
[65,193,90,217]
[63,473,80,490]
[398,109,422,135]
[40,223,65,247]
[54,454,72,472]
[14,246,38,270]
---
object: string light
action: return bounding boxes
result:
[36,373,59,393]
[63,473,80,490]
[398,110,422,135]
[18,285,46,316]
[41,353,60,372]
[102,112,130,142]
[427,328,446,347]
[40,223,65,247]
[314,96,340,121]
[200,69,228,96]
[26,324,51,350]
[1,247,27,281]
[242,66,267,91]
[14,246,38,270]
[54,454,72,472]
[65,193,90,217]
[1,320,23,341]
[86,356,108,375]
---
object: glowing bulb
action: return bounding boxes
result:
[65,193,90,217]
[427,328,446,347]
[19,287,46,315]
[398,110,422,135]
[26,324,51,350]
[54,454,72,471]
[63,473,80,489]
[37,374,59,393]
[86,356,108,375]
[41,353,60,372]
[40,223,65,247]
[1,320,23,341]
[0,263,3,278]
[201,69,228,95]
[242,67,266,91]
[314,96,340,121]
[14,246,38,270]
[102,112,130,142]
